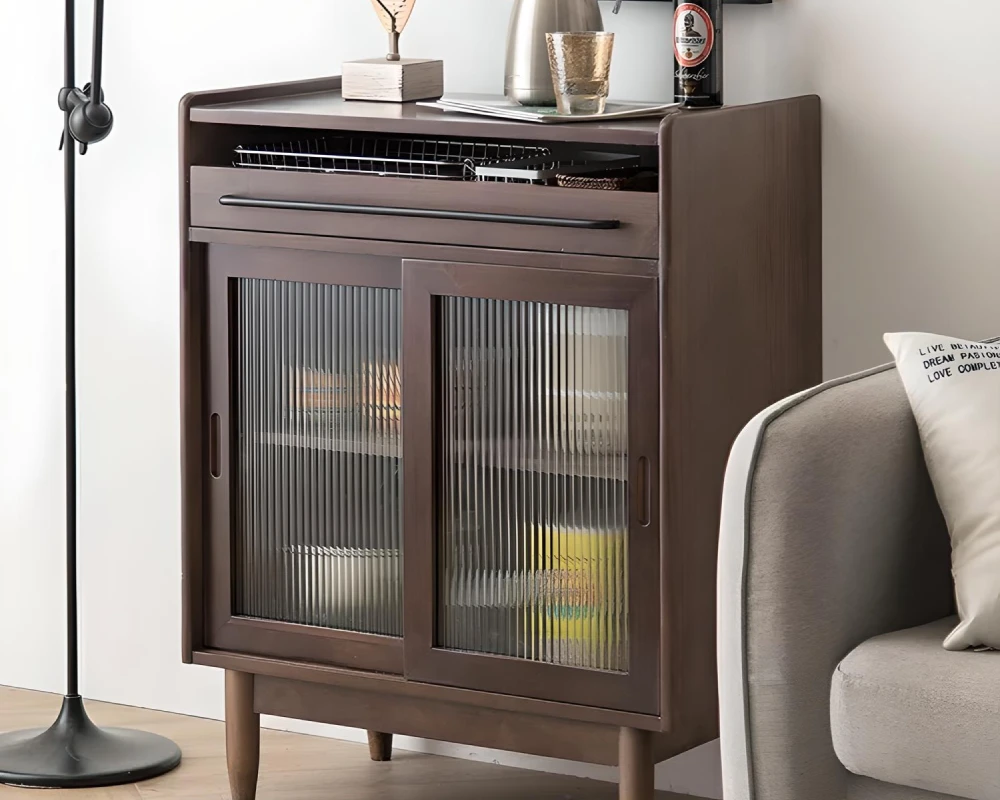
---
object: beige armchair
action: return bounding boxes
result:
[717,361,1000,800]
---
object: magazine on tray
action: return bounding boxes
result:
[418,94,678,124]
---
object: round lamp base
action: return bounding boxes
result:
[0,695,181,788]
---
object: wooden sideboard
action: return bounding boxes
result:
[179,77,821,800]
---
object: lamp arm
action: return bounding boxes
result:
[90,0,105,103]
[59,0,113,151]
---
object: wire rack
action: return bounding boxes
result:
[234,136,552,183]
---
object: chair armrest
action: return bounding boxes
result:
[717,364,954,800]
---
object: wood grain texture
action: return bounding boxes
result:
[178,97,204,665]
[187,86,668,147]
[212,618,405,676]
[180,76,822,773]
[619,728,655,800]
[657,97,823,744]
[226,671,260,800]
[0,686,704,800]
[190,167,659,260]
[401,259,660,716]
[204,263,233,645]
[179,76,343,665]
[367,731,393,762]
[194,649,663,732]
[205,243,402,289]
[201,246,405,675]
[254,674,621,765]
[189,228,659,278]
[342,58,444,102]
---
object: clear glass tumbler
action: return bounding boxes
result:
[545,31,615,115]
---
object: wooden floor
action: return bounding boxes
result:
[0,686,699,799]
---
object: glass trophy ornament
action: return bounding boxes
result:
[342,0,444,102]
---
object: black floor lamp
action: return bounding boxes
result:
[0,0,182,787]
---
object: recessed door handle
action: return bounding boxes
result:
[638,456,651,528]
[209,413,222,479]
[218,195,621,230]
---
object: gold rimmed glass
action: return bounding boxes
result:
[545,31,615,116]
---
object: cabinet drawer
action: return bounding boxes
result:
[190,167,659,259]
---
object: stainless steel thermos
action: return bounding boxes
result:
[504,0,604,106]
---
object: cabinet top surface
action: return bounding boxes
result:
[187,78,670,147]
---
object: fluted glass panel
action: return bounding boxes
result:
[439,298,629,672]
[233,278,402,637]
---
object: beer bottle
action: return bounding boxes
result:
[674,1,723,108]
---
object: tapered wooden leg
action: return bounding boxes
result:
[619,727,654,800]
[367,731,394,762]
[226,671,260,800]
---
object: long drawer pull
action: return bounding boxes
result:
[218,195,621,230]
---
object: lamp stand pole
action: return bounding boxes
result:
[0,0,182,787]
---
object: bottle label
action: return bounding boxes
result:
[674,3,715,68]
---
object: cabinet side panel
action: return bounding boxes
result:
[658,97,823,745]
[180,96,205,662]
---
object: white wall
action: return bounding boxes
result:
[2,1,999,797]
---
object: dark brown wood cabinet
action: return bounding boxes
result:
[180,77,821,800]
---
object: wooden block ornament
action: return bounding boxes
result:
[343,0,444,103]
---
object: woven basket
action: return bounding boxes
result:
[555,173,629,191]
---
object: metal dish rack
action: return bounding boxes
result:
[233,135,641,186]
[234,136,553,183]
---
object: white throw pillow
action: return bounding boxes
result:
[884,332,1000,651]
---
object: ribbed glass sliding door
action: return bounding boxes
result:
[438,298,630,672]
[232,278,402,637]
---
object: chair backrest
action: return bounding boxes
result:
[718,363,954,800]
